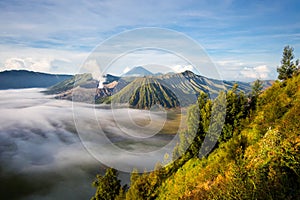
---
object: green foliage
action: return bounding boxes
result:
[277,45,299,80]
[173,84,249,160]
[200,91,226,156]
[91,168,121,200]
[188,92,212,157]
[121,72,300,200]
[126,168,165,200]
[218,84,248,143]
[251,79,263,97]
[248,79,264,113]
[173,92,211,159]
[158,73,300,200]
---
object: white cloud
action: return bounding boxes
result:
[171,64,194,73]
[3,57,26,69]
[216,59,245,69]
[4,57,52,72]
[239,65,271,80]
[82,59,101,79]
[215,59,276,81]
[0,45,88,74]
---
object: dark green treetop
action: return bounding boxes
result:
[277,45,299,80]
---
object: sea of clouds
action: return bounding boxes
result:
[0,88,175,199]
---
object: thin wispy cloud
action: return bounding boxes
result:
[0,0,299,80]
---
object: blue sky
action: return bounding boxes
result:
[0,0,300,81]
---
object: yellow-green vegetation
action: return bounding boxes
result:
[116,72,299,200]
[93,74,300,200]
[156,73,300,200]
[91,47,300,200]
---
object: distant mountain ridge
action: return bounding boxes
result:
[46,67,273,109]
[0,70,72,90]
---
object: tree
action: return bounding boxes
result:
[249,79,263,111]
[219,84,248,143]
[277,45,299,80]
[251,79,263,97]
[183,92,211,157]
[172,93,212,160]
[91,168,121,200]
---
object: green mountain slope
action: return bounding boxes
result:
[127,78,179,108]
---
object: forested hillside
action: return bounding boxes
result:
[156,72,300,199]
[91,47,300,200]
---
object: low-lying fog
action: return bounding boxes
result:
[0,89,177,200]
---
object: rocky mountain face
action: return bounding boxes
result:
[45,73,98,94]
